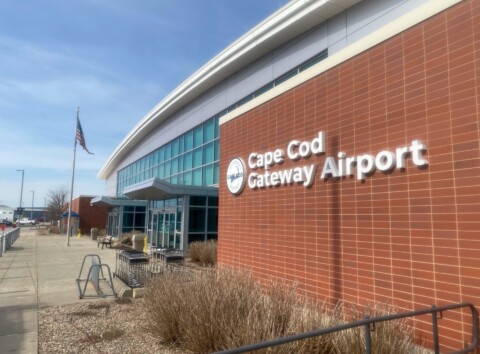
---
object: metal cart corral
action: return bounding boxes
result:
[115,249,150,288]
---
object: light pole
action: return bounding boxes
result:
[16,169,24,218]
[30,190,35,220]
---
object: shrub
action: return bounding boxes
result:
[142,267,429,353]
[188,240,217,266]
[142,268,340,353]
[332,304,429,354]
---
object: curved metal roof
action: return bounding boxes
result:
[98,0,361,180]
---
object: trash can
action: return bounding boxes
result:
[91,228,99,241]
[132,234,145,252]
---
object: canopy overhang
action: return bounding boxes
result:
[123,178,218,200]
[90,196,147,208]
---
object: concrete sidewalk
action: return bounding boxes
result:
[0,228,119,353]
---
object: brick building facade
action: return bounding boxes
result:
[70,196,108,234]
[219,0,480,351]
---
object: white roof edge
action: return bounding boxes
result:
[98,0,360,180]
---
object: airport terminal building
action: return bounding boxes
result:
[98,0,479,350]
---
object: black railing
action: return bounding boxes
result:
[216,302,478,354]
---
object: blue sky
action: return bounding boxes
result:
[0,0,288,209]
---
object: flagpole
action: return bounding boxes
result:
[66,107,79,246]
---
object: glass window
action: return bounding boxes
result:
[176,211,182,232]
[193,148,203,168]
[214,140,220,161]
[207,208,218,232]
[178,136,184,154]
[203,164,214,186]
[178,156,184,173]
[215,117,219,138]
[164,161,171,177]
[190,196,206,206]
[184,131,193,151]
[177,173,184,185]
[208,196,218,207]
[188,234,206,243]
[214,163,219,184]
[171,175,178,184]
[189,207,206,232]
[184,171,192,185]
[184,152,192,170]
[194,126,203,146]
[192,168,202,185]
[134,213,146,229]
[203,119,214,142]
[159,146,165,163]
[172,138,179,157]
[171,157,179,174]
[153,150,159,165]
[203,142,214,164]
[165,143,171,160]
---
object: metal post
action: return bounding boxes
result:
[66,107,79,246]
[364,315,372,354]
[30,190,34,220]
[16,169,24,218]
[431,305,440,354]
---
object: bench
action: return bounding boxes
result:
[97,235,114,249]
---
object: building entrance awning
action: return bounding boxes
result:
[90,196,147,207]
[122,177,218,200]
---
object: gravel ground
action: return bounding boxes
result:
[38,298,185,354]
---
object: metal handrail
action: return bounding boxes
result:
[0,228,20,256]
[216,302,478,354]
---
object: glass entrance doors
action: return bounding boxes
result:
[107,212,119,237]
[152,208,182,249]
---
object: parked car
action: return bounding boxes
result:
[1,219,13,226]
[17,218,37,226]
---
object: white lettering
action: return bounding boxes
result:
[303,165,317,187]
[396,146,409,169]
[278,169,294,184]
[321,157,339,179]
[311,132,325,155]
[357,154,375,180]
[248,153,258,169]
[248,173,258,189]
[410,140,428,166]
[287,140,301,160]
[375,151,396,172]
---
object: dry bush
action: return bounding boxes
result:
[98,229,106,236]
[47,226,60,234]
[36,227,48,236]
[188,240,217,266]
[142,268,339,353]
[332,304,430,354]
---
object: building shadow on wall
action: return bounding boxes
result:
[330,135,342,305]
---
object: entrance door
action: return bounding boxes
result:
[152,208,182,250]
[107,212,119,237]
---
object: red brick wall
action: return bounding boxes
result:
[71,197,108,233]
[219,1,480,351]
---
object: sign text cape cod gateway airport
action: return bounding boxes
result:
[226,131,428,195]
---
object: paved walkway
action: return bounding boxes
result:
[0,228,118,353]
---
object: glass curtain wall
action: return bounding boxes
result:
[116,116,220,196]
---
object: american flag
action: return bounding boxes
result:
[76,116,94,155]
